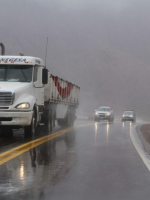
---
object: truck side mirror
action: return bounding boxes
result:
[42,68,48,84]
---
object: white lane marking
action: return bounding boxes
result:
[130,123,150,171]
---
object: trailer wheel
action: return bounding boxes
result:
[67,109,72,127]
[57,108,75,128]
[53,111,55,128]
[71,109,75,126]
[57,119,65,127]
[45,110,52,132]
[24,109,36,137]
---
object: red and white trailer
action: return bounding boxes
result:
[45,74,80,105]
[44,73,80,128]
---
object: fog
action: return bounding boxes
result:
[1,0,150,120]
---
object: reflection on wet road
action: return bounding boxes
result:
[0,121,150,200]
[0,126,64,154]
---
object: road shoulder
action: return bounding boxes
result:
[130,123,150,171]
[137,124,150,155]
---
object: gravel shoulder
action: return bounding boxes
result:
[137,124,150,155]
[140,124,150,144]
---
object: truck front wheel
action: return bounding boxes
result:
[24,109,36,137]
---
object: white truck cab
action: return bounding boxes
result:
[0,56,48,136]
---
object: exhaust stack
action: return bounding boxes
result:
[0,43,5,55]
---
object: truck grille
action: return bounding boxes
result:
[0,90,14,106]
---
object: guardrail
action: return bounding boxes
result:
[76,116,123,122]
[76,116,94,121]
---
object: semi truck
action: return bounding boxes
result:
[0,55,80,137]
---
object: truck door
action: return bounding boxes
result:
[33,65,44,106]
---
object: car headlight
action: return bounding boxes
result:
[130,115,133,117]
[106,113,110,116]
[95,112,98,115]
[16,103,30,109]
[123,115,125,117]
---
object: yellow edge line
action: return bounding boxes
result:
[0,123,93,166]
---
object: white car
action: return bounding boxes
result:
[95,106,114,122]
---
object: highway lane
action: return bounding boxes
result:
[0,124,68,154]
[0,121,150,200]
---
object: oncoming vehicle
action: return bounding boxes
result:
[122,110,136,122]
[94,106,114,122]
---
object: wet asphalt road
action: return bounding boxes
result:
[0,121,150,200]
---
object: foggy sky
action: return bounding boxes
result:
[1,0,150,120]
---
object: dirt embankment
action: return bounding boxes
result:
[140,124,150,144]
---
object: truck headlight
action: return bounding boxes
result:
[16,103,30,109]
[106,113,110,116]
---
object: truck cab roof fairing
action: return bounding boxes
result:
[0,56,44,66]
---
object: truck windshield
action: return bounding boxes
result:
[0,65,33,82]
